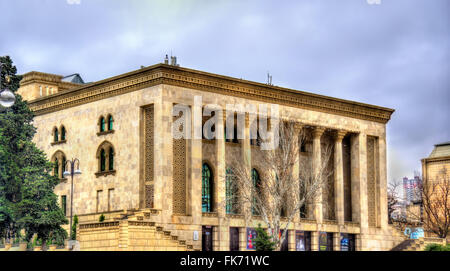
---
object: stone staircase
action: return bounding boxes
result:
[391,237,447,251]
[78,208,199,251]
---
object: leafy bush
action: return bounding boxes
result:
[71,215,79,240]
[424,243,450,251]
[253,224,276,251]
[99,214,105,222]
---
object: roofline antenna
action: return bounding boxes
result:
[267,72,273,86]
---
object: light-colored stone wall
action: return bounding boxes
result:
[28,80,394,250]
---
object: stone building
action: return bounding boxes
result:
[17,62,405,251]
[421,142,450,237]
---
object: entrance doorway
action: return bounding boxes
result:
[229,227,240,251]
[202,226,213,251]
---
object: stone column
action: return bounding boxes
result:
[240,113,251,216]
[190,103,203,224]
[288,229,296,251]
[350,133,369,249]
[333,232,341,251]
[293,123,304,224]
[216,110,228,250]
[155,98,173,222]
[378,136,388,230]
[334,130,347,225]
[311,231,319,251]
[312,127,325,224]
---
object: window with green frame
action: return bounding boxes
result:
[61,126,66,141]
[54,158,59,176]
[226,168,238,214]
[202,163,213,213]
[53,127,59,142]
[100,149,106,172]
[109,147,114,170]
[62,156,66,177]
[108,115,114,131]
[100,117,106,132]
[251,168,261,215]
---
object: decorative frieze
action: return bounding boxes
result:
[28,65,394,124]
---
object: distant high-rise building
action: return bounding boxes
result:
[403,175,422,204]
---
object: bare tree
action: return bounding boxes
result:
[387,179,403,224]
[421,167,450,238]
[230,119,333,250]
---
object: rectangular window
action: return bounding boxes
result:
[61,195,67,216]
[39,86,42,97]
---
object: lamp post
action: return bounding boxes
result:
[0,62,16,108]
[63,158,82,241]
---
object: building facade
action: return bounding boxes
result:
[421,142,450,237]
[17,63,404,251]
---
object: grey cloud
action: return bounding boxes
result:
[0,0,448,182]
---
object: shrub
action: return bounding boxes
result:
[253,224,276,251]
[99,214,105,222]
[424,243,450,251]
[71,214,79,240]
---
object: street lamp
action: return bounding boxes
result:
[0,63,16,108]
[63,158,82,241]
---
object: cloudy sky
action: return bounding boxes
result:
[1,0,449,183]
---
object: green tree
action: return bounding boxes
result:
[0,56,67,247]
[253,224,276,251]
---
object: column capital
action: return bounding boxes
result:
[334,130,347,142]
[312,127,326,139]
[293,122,304,132]
[244,114,250,127]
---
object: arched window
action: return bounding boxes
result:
[96,141,116,175]
[60,126,66,141]
[99,116,106,132]
[202,163,213,213]
[109,147,114,171]
[100,149,106,172]
[251,168,261,215]
[226,168,238,214]
[107,115,114,131]
[53,127,59,142]
[51,151,67,179]
[54,158,59,176]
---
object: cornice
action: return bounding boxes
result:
[28,64,395,123]
[422,156,450,164]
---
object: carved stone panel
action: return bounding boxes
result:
[173,113,187,215]
[144,105,154,208]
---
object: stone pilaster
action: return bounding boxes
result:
[156,99,173,222]
[378,136,388,230]
[351,133,369,249]
[312,127,325,224]
[216,110,228,251]
[334,130,347,225]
